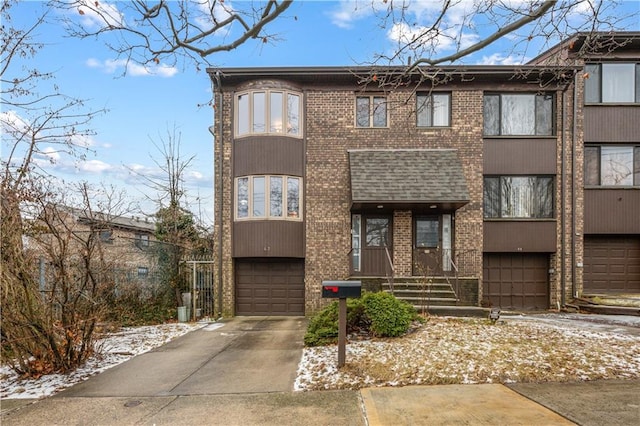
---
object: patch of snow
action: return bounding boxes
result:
[1,322,202,400]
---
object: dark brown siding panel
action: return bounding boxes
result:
[233,221,304,257]
[234,137,304,177]
[483,138,556,175]
[584,106,640,142]
[483,221,556,252]
[584,189,640,234]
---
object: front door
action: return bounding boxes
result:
[352,215,392,276]
[413,214,453,275]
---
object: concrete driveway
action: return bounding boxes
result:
[60,316,307,397]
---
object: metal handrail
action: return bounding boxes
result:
[384,246,395,294]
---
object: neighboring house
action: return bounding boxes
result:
[208,32,640,317]
[31,205,158,282]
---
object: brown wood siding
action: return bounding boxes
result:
[483,253,549,310]
[584,106,640,142]
[235,259,305,315]
[233,221,304,258]
[483,138,556,175]
[483,221,556,252]
[584,236,640,293]
[584,189,640,234]
[234,136,304,177]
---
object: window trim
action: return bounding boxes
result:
[235,89,303,138]
[234,175,303,221]
[483,175,556,220]
[483,92,556,137]
[416,92,451,128]
[584,145,640,187]
[355,94,389,128]
[584,62,640,105]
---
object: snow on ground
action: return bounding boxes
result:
[2,314,639,399]
[1,322,202,399]
[294,315,640,391]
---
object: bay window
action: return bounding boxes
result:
[484,176,554,219]
[585,63,640,103]
[235,175,302,220]
[484,93,554,136]
[585,145,640,186]
[236,90,302,137]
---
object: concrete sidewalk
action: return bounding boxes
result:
[2,317,639,425]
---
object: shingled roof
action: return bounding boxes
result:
[348,149,470,209]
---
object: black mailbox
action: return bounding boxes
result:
[321,280,361,298]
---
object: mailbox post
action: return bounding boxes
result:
[321,281,361,368]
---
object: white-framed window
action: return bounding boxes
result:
[585,145,640,186]
[356,95,388,128]
[235,175,302,220]
[484,176,554,219]
[137,266,149,277]
[417,93,451,127]
[585,63,640,104]
[236,90,302,137]
[483,93,555,136]
[351,214,361,272]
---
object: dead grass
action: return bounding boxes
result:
[295,317,640,391]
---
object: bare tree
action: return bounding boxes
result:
[53,0,293,72]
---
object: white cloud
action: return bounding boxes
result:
[86,58,178,78]
[78,159,112,173]
[0,110,30,133]
[77,0,124,29]
[42,147,62,162]
[479,53,526,65]
[194,0,234,28]
[328,0,375,29]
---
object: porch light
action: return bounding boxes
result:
[377,205,384,209]
[429,204,437,209]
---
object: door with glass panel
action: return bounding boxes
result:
[352,215,392,276]
[413,215,452,275]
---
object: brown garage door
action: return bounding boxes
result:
[235,259,305,316]
[483,253,549,310]
[584,236,640,293]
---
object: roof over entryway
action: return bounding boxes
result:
[348,149,470,211]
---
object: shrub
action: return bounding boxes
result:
[361,292,416,337]
[304,291,418,346]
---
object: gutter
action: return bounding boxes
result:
[572,71,578,299]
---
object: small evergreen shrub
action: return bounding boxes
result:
[304,291,418,346]
[361,292,416,337]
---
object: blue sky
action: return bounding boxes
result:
[3,1,640,226]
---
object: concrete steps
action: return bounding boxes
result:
[383,280,459,308]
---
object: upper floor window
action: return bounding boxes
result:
[484,93,554,136]
[585,63,640,104]
[236,90,301,137]
[585,145,640,187]
[417,93,451,127]
[356,95,387,128]
[484,176,554,219]
[236,175,302,220]
[98,229,113,243]
[136,233,149,248]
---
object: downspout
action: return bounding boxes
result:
[210,71,224,319]
[572,71,578,299]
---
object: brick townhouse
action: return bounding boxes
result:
[208,32,640,317]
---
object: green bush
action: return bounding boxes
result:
[361,292,416,337]
[304,291,418,346]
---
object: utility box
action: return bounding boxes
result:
[321,281,361,299]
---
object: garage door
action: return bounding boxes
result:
[584,236,640,293]
[483,253,549,310]
[235,259,305,316]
